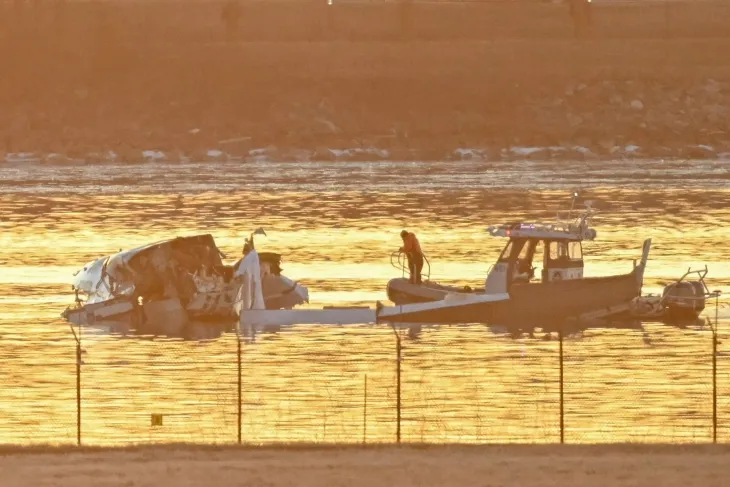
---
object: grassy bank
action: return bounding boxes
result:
[1,1,729,160]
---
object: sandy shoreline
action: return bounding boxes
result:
[2,1,730,163]
[2,444,729,486]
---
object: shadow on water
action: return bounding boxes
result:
[481,313,710,343]
[76,315,708,343]
[77,318,235,342]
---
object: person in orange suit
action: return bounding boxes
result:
[399,230,424,284]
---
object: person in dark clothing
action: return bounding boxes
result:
[399,229,424,285]
[232,237,254,274]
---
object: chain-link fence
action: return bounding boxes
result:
[562,325,716,443]
[2,315,729,446]
[0,332,77,445]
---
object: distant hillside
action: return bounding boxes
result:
[1,1,729,161]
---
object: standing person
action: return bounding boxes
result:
[242,236,254,256]
[399,229,424,285]
[232,235,255,273]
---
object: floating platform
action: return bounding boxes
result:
[240,292,513,327]
[240,306,376,327]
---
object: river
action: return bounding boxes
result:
[1,158,729,446]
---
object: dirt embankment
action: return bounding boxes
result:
[1,1,730,162]
[2,444,730,487]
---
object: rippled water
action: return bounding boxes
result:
[1,158,730,446]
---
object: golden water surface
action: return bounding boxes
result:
[1,159,730,446]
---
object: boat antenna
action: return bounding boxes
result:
[563,191,579,222]
[569,191,579,218]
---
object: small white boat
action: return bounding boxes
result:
[384,196,713,327]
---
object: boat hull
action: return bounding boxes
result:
[64,275,308,331]
[385,270,643,326]
[387,279,482,304]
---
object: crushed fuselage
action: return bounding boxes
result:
[62,234,308,330]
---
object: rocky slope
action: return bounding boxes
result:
[1,1,729,163]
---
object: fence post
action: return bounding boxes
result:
[363,374,368,444]
[559,327,565,444]
[712,291,720,444]
[237,325,243,445]
[69,323,82,446]
[712,323,717,443]
[391,324,402,444]
[77,331,82,446]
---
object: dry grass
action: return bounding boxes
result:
[1,444,730,487]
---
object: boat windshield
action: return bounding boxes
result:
[497,239,519,262]
[497,238,548,283]
[547,240,584,268]
[531,240,546,282]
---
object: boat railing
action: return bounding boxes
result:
[674,265,721,301]
[677,265,709,288]
[643,265,720,308]
[556,208,594,228]
[390,250,432,282]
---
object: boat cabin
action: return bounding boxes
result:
[484,216,596,294]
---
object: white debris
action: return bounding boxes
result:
[142,150,166,161]
[4,152,40,163]
[630,99,644,110]
[247,148,275,162]
[453,148,486,160]
[510,146,544,156]
[328,148,390,159]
